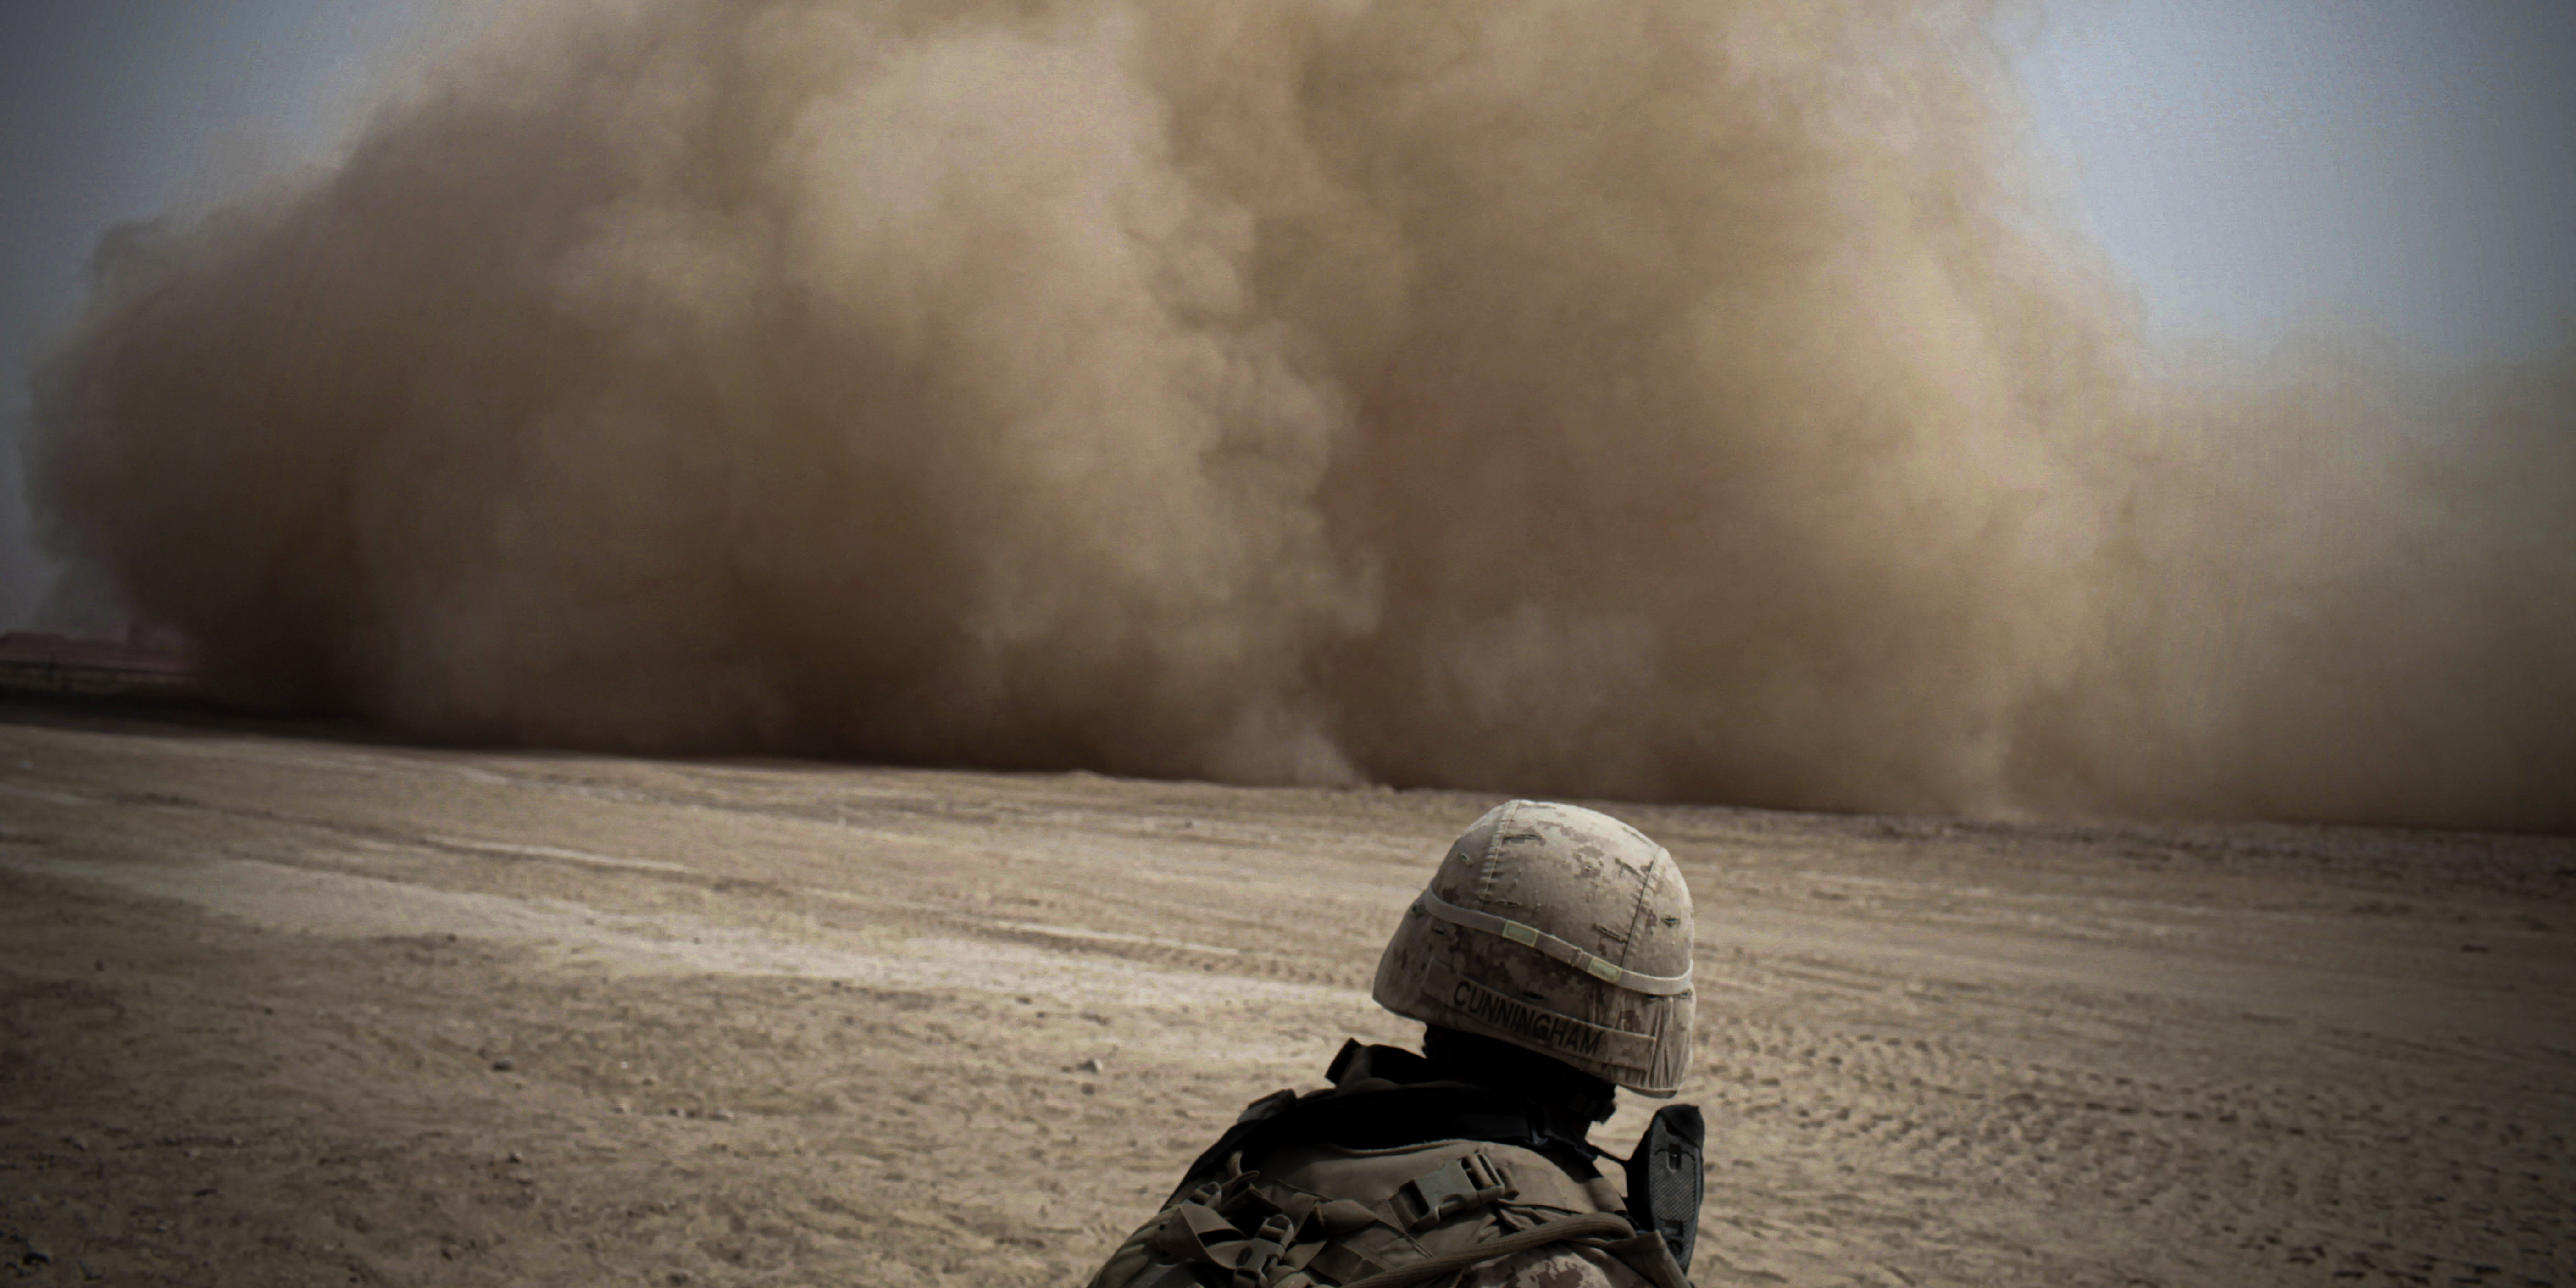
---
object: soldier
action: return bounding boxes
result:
[1087,800,1706,1288]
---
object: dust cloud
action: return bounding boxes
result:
[24,0,2576,830]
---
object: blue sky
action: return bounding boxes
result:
[3,0,2572,628]
[2020,0,2576,362]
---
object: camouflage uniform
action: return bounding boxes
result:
[1459,1245,1660,1288]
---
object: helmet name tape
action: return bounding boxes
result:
[1425,960,1659,1071]
[1415,891,1694,997]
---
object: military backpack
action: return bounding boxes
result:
[1085,1043,1704,1288]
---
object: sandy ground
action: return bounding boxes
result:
[0,699,2569,1288]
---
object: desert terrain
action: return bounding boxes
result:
[0,697,2568,1287]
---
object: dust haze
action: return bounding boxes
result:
[24,0,2576,830]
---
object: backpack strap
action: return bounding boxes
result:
[1369,1146,1597,1233]
[1144,1189,1310,1287]
[1138,1170,1410,1288]
[1168,1083,1568,1206]
[1333,1213,1641,1288]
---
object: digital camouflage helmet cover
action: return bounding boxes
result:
[1373,800,1696,1096]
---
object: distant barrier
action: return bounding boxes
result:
[0,633,203,701]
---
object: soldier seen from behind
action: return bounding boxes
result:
[1085,800,1708,1288]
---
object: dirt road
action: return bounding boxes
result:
[1,700,2569,1287]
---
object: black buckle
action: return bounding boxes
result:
[1227,1212,1297,1288]
[1396,1150,1516,1230]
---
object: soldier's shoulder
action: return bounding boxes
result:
[1453,1244,1661,1288]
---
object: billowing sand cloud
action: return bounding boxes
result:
[27,0,2576,829]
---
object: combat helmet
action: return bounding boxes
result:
[1372,800,1695,1096]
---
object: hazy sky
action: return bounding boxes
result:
[2,0,2571,628]
[0,0,444,625]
